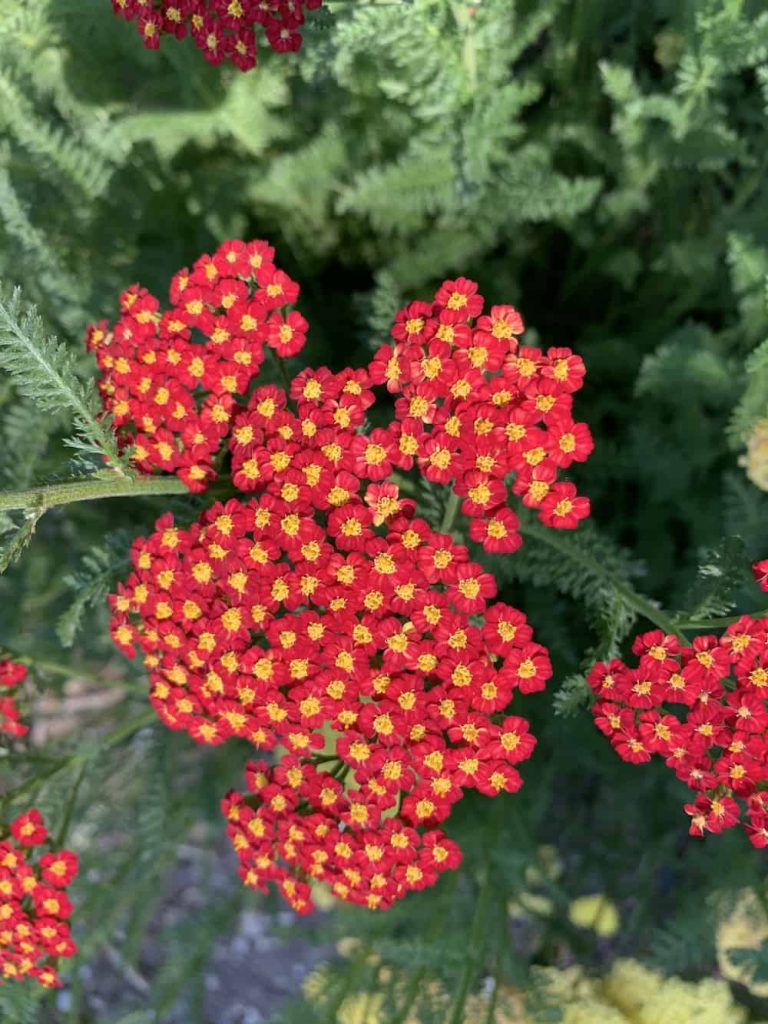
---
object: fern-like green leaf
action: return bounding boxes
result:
[57,534,130,647]
[0,510,42,575]
[0,283,127,472]
[676,536,751,622]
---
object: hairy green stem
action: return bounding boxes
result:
[447,869,491,1024]
[0,707,156,805]
[440,489,463,534]
[0,474,189,513]
[676,608,768,630]
[390,872,460,1024]
[19,657,106,687]
[270,348,293,393]
[518,520,688,641]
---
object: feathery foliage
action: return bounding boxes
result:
[0,284,124,471]
[1,0,768,1021]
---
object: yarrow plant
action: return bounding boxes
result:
[0,660,27,739]
[367,278,593,552]
[96,241,577,911]
[588,560,768,848]
[0,810,78,988]
[5,2,768,1014]
[110,493,549,910]
[109,0,324,70]
[86,239,306,490]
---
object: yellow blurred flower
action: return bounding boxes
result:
[305,956,748,1024]
[568,894,620,938]
[338,992,385,1024]
[742,418,768,492]
[508,891,554,920]
[311,880,337,912]
[525,845,563,886]
[716,889,768,998]
[603,959,747,1024]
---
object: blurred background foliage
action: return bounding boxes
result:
[2,0,768,1020]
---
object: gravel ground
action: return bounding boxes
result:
[58,843,333,1024]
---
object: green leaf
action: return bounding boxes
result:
[0,283,127,472]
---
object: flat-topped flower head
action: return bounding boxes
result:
[111,0,324,70]
[111,492,551,910]
[0,809,78,987]
[0,659,28,739]
[588,614,768,848]
[222,760,463,913]
[87,239,306,491]
[367,279,592,552]
[754,557,768,592]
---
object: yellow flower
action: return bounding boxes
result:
[603,959,747,1024]
[568,894,620,937]
[311,880,337,912]
[716,889,768,997]
[743,418,768,492]
[338,993,385,1024]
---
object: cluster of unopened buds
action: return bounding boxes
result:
[0,660,28,739]
[368,278,592,552]
[589,561,768,848]
[110,492,550,910]
[0,810,78,987]
[110,0,323,70]
[86,239,306,490]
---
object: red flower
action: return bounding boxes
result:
[434,277,484,318]
[111,0,324,68]
[0,660,26,688]
[267,310,309,358]
[10,810,47,847]
[366,277,592,552]
[0,660,28,738]
[112,492,550,912]
[538,483,590,529]
[590,613,768,849]
[88,239,305,490]
[0,810,78,987]
[753,558,768,592]
[39,850,79,889]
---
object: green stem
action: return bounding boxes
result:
[390,872,459,1024]
[13,656,106,687]
[518,520,687,641]
[54,765,86,848]
[440,489,462,534]
[0,474,189,513]
[0,707,156,805]
[676,607,768,630]
[482,901,508,1024]
[93,708,157,753]
[447,871,491,1024]
[268,347,293,393]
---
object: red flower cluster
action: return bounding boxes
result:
[86,239,306,490]
[588,620,768,847]
[754,558,768,592]
[228,369,378,496]
[110,0,323,70]
[0,810,78,988]
[367,277,592,552]
[110,493,550,909]
[0,660,28,739]
[223,759,463,912]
